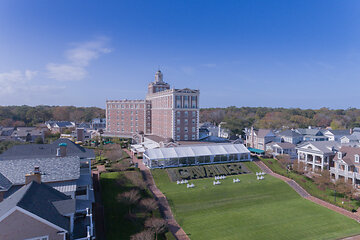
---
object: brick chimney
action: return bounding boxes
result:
[59,143,67,157]
[25,166,42,184]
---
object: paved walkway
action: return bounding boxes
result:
[254,161,360,222]
[124,149,190,240]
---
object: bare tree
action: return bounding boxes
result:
[144,218,167,240]
[105,144,123,162]
[130,230,154,240]
[276,154,291,169]
[313,170,332,191]
[117,189,141,213]
[139,198,158,214]
[124,171,147,190]
[293,161,306,175]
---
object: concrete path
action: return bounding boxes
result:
[124,149,190,240]
[255,161,360,222]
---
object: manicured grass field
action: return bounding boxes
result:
[152,162,360,240]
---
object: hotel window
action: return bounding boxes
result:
[176,135,180,141]
[131,128,133,132]
[117,128,120,131]
[184,134,188,140]
[177,127,180,133]
[184,96,189,108]
[192,134,196,140]
[136,111,138,115]
[192,119,196,124]
[121,104,124,108]
[192,111,196,117]
[356,155,359,163]
[177,111,180,118]
[191,96,197,108]
[177,119,180,125]
[131,116,133,120]
[122,128,124,132]
[338,152,342,159]
[121,117,124,120]
[192,127,195,132]
[176,96,181,108]
[184,127,188,132]
[131,111,133,114]
[184,111,188,117]
[117,122,119,125]
[117,110,119,114]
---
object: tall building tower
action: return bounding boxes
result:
[146,70,200,141]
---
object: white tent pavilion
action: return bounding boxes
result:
[143,143,251,168]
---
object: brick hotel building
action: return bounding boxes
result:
[106,70,200,141]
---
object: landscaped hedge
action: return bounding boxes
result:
[167,163,250,181]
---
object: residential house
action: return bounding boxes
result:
[329,146,360,186]
[277,129,303,144]
[46,121,76,134]
[0,179,94,240]
[266,142,297,159]
[0,139,95,202]
[90,118,106,130]
[295,128,328,142]
[340,132,360,144]
[246,128,277,151]
[322,129,351,142]
[296,141,340,172]
[11,127,45,143]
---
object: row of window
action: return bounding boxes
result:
[177,126,196,133]
[176,111,196,117]
[177,119,196,125]
[108,104,150,109]
[176,134,196,141]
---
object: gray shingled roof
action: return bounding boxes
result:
[296,141,340,154]
[0,181,70,231]
[268,142,296,149]
[278,129,302,138]
[256,129,275,138]
[0,138,95,160]
[296,128,323,136]
[0,156,80,185]
[0,172,12,191]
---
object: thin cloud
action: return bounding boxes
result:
[47,37,112,81]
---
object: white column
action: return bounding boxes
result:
[321,156,324,171]
[312,154,315,171]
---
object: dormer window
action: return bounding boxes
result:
[355,154,359,163]
[338,152,342,159]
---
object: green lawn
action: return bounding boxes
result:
[152,162,360,240]
[261,158,360,211]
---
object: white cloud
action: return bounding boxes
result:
[0,70,29,94]
[0,70,63,98]
[46,63,86,81]
[47,37,112,81]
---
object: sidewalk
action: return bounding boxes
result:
[255,161,360,222]
[124,149,190,240]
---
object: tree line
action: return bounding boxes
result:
[200,107,360,135]
[0,105,105,127]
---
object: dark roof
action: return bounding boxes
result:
[278,130,302,138]
[0,138,95,160]
[0,172,12,191]
[324,129,351,136]
[296,128,323,136]
[0,181,70,231]
[0,156,80,185]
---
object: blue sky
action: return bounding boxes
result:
[0,0,359,109]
